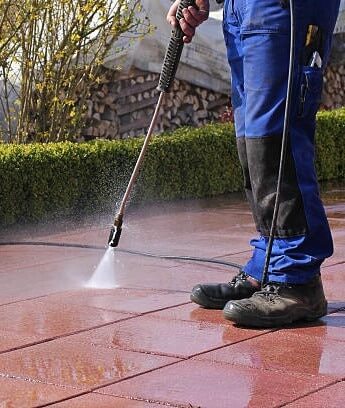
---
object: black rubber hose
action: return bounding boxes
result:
[0,241,242,270]
[261,0,296,286]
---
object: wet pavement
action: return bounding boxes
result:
[0,191,344,407]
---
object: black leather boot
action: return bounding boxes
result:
[223,274,327,327]
[190,271,260,309]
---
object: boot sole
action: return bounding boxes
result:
[223,302,328,328]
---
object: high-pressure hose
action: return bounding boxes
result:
[0,241,242,270]
[261,0,295,286]
[108,0,196,248]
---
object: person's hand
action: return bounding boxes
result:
[167,0,209,43]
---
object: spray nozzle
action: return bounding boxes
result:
[108,214,123,247]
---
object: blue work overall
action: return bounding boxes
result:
[223,0,341,283]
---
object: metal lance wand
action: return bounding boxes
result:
[108,0,196,247]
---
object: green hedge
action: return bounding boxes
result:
[0,108,344,226]
[315,108,345,180]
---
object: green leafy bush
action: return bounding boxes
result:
[0,108,344,225]
[315,108,345,180]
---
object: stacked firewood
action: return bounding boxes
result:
[322,63,345,109]
[81,68,229,140]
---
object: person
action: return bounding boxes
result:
[167,0,341,327]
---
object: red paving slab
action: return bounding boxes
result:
[0,376,76,408]
[0,194,344,407]
[98,359,335,408]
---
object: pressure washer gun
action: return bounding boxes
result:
[108,0,196,247]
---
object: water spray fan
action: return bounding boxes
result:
[108,0,196,247]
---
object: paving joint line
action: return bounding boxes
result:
[0,294,55,308]
[112,285,190,294]
[187,328,278,360]
[322,260,345,269]
[35,391,97,408]
[90,341,189,360]
[0,285,189,308]
[275,377,345,407]
[327,306,345,314]
[93,392,188,408]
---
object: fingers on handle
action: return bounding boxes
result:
[167,0,179,26]
[188,6,209,24]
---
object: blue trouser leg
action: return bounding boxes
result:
[223,0,340,284]
[223,0,264,280]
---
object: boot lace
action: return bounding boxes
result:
[229,271,248,286]
[255,283,284,303]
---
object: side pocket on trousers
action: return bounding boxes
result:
[297,66,323,118]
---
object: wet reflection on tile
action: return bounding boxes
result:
[46,288,189,314]
[73,315,252,358]
[196,313,345,377]
[99,359,333,408]
[0,341,178,389]
[0,299,131,350]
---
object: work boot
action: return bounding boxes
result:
[223,274,327,328]
[190,271,260,309]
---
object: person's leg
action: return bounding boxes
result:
[223,0,341,326]
[240,0,338,284]
[226,0,267,283]
[190,0,262,309]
